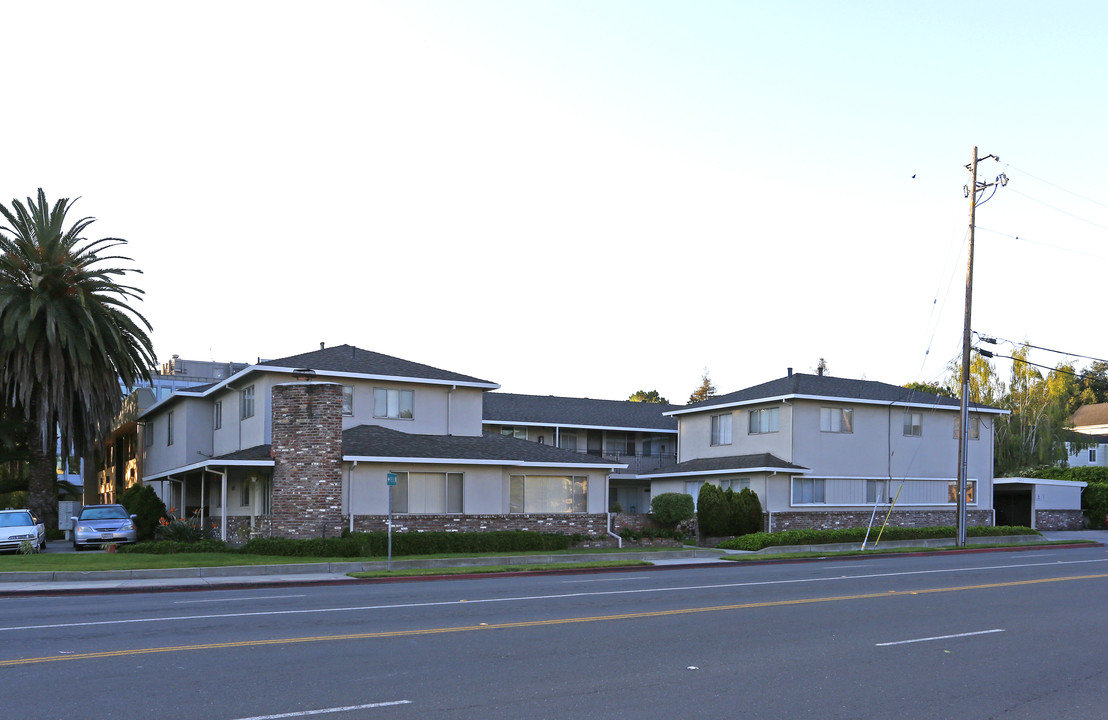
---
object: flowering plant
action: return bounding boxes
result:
[155,508,215,543]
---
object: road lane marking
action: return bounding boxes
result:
[174,594,306,604]
[563,576,651,583]
[1,572,1105,667]
[875,629,1004,646]
[4,557,1107,633]
[231,700,411,719]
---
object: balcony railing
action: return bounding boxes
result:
[559,449,675,474]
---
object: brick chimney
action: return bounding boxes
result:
[270,382,343,538]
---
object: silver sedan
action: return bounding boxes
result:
[72,505,138,550]
[0,509,46,553]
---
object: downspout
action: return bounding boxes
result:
[606,467,622,548]
[348,460,359,533]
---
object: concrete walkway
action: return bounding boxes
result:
[1,531,1101,596]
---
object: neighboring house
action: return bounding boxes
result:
[482,393,680,513]
[1063,403,1108,469]
[644,370,1008,532]
[91,356,248,505]
[136,345,622,542]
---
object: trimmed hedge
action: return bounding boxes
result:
[119,539,231,554]
[651,492,695,529]
[118,485,168,542]
[717,525,1039,551]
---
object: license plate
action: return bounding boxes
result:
[100,533,114,540]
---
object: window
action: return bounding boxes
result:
[820,408,853,433]
[865,479,889,504]
[711,413,733,445]
[954,415,980,440]
[903,412,922,437]
[1091,448,1098,463]
[241,480,251,507]
[342,386,354,415]
[390,472,463,513]
[167,411,174,446]
[792,478,825,504]
[144,422,153,447]
[685,480,704,508]
[509,475,587,513]
[559,432,577,451]
[214,401,223,430]
[749,407,779,434]
[720,478,750,491]
[374,388,414,419]
[501,426,527,439]
[947,480,977,504]
[241,385,255,419]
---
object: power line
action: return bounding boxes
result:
[1006,187,1108,233]
[978,335,1108,366]
[976,226,1108,262]
[1004,163,1108,212]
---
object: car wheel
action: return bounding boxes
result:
[73,540,80,551]
[40,538,46,552]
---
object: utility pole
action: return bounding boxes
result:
[957,147,1007,547]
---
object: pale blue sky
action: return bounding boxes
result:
[3,1,1107,402]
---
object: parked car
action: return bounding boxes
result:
[0,509,46,553]
[72,504,138,550]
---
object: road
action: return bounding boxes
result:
[3,544,1108,719]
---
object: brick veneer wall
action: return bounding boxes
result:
[214,515,274,545]
[346,513,612,535]
[1035,509,1085,530]
[270,382,344,539]
[770,509,994,532]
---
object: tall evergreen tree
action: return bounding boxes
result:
[0,190,155,526]
[687,369,716,404]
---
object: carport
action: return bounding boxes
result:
[993,477,1086,530]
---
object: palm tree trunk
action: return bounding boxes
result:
[26,438,59,530]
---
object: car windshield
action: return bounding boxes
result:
[79,507,129,520]
[0,512,34,528]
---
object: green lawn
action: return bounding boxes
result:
[721,539,1092,562]
[348,560,652,578]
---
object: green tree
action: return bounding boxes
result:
[734,487,764,535]
[993,346,1073,474]
[903,381,955,398]
[696,483,728,536]
[628,389,669,404]
[650,492,695,529]
[0,190,155,527]
[687,369,716,404]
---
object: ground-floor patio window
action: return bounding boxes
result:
[509,475,587,513]
[390,472,464,513]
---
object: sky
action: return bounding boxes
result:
[4,1,1108,404]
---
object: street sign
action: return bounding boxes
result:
[387,472,397,486]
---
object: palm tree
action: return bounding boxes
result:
[0,189,155,527]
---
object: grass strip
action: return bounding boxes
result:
[721,539,1095,561]
[348,560,651,578]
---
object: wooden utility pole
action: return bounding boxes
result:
[957,147,1006,547]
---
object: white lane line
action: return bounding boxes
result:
[4,557,1106,633]
[1003,554,1052,559]
[232,700,411,719]
[876,629,1004,646]
[563,576,651,583]
[174,594,306,604]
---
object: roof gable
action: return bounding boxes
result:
[483,393,678,432]
[258,345,497,387]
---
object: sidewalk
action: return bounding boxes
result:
[1,532,1101,596]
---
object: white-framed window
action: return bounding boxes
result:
[167,411,174,446]
[241,480,251,507]
[144,421,153,447]
[953,416,980,440]
[374,388,413,419]
[720,478,750,491]
[903,412,922,437]
[792,478,825,504]
[390,472,463,513]
[865,479,889,504]
[214,401,223,430]
[559,431,577,451]
[500,426,527,440]
[820,407,853,433]
[749,407,779,434]
[509,475,588,513]
[241,385,255,419]
[1091,448,1098,463]
[947,480,977,504]
[711,413,733,445]
[342,386,354,415]
[685,480,704,508]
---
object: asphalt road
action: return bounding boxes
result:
[3,544,1108,719]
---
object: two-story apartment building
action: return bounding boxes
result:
[643,371,1006,531]
[482,393,679,513]
[137,345,622,542]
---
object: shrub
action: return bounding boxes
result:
[119,539,231,554]
[156,509,216,543]
[734,488,764,536]
[118,485,168,542]
[651,492,694,529]
[717,525,1039,551]
[1083,483,1108,528]
[697,483,729,536]
[240,531,575,558]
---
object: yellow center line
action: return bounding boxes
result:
[4,572,1106,668]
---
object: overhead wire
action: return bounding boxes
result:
[1003,162,1108,212]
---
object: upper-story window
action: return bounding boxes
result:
[820,408,853,434]
[501,426,527,439]
[214,401,223,430]
[167,411,174,446]
[953,416,980,440]
[711,413,733,445]
[1091,448,1097,463]
[749,407,779,434]
[559,431,577,451]
[903,411,922,437]
[374,388,413,419]
[144,421,154,447]
[342,386,354,415]
[241,385,255,419]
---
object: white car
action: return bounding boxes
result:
[0,509,47,553]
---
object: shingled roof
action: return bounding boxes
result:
[669,373,1001,416]
[636,453,808,478]
[257,344,497,387]
[1071,403,1108,430]
[342,425,624,467]
[484,393,678,432]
